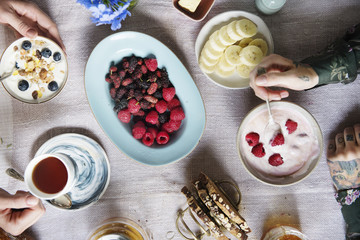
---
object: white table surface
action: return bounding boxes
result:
[1,0,360,239]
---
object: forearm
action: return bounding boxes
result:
[301,24,360,86]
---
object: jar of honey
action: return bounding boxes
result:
[262,226,309,240]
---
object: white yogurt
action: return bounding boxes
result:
[0,36,67,103]
[240,104,320,177]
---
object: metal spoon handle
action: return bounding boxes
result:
[266,99,274,123]
[6,168,24,182]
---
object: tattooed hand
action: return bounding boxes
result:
[327,124,360,191]
[249,54,319,101]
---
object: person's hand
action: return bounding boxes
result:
[249,54,319,101]
[0,189,45,236]
[327,124,360,191]
[0,0,65,50]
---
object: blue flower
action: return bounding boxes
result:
[77,0,133,31]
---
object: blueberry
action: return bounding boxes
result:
[18,80,29,91]
[15,62,19,69]
[41,48,52,58]
[48,81,58,91]
[21,41,32,50]
[53,52,61,62]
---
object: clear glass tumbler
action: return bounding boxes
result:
[255,0,286,15]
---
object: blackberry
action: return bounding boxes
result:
[132,115,145,123]
[132,65,142,80]
[153,90,162,99]
[127,89,135,99]
[128,55,137,73]
[140,100,151,110]
[158,112,170,124]
[116,87,127,99]
[126,82,137,89]
[113,98,128,112]
[134,89,144,101]
[138,80,150,89]
[159,76,170,88]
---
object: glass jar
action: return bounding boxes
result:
[87,218,149,240]
[255,0,286,15]
[263,226,309,240]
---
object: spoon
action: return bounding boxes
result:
[5,168,72,209]
[264,99,282,143]
[0,66,17,82]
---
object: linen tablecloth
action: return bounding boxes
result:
[1,0,360,239]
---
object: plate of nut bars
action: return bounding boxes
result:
[85,31,206,166]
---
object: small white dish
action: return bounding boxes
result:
[195,11,274,89]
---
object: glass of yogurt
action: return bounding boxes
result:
[0,36,68,103]
[236,101,323,186]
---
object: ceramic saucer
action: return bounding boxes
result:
[35,133,110,210]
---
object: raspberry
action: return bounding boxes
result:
[245,132,259,146]
[167,98,180,111]
[156,131,169,145]
[132,109,145,116]
[270,133,285,146]
[117,108,131,123]
[144,58,158,72]
[110,87,116,99]
[132,121,146,139]
[251,143,265,158]
[145,111,158,124]
[142,132,155,146]
[161,122,175,133]
[170,107,185,121]
[268,153,284,166]
[285,119,298,134]
[155,100,167,114]
[168,120,181,131]
[128,99,140,114]
[147,127,158,138]
[147,82,158,95]
[163,87,176,102]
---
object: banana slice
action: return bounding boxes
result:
[240,45,263,66]
[209,30,219,40]
[235,19,257,38]
[200,50,219,66]
[224,45,242,66]
[203,42,223,60]
[215,63,235,77]
[199,59,216,74]
[249,38,268,55]
[218,55,236,71]
[226,21,243,41]
[218,26,237,46]
[236,64,254,78]
[238,37,253,48]
[208,36,227,52]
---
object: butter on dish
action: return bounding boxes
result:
[178,0,201,12]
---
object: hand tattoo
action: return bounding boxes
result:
[298,76,310,82]
[327,158,360,190]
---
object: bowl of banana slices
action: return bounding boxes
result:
[195,11,274,89]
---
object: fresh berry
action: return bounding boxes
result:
[144,58,158,72]
[113,98,128,112]
[138,80,150,89]
[118,70,126,80]
[53,52,61,62]
[155,100,167,114]
[117,109,131,123]
[122,78,133,86]
[168,120,181,131]
[162,121,176,133]
[140,100,152,110]
[132,109,145,116]
[163,87,176,102]
[110,73,118,80]
[167,98,180,111]
[268,153,284,166]
[148,72,157,82]
[21,40,32,50]
[144,95,158,104]
[147,82,158,95]
[285,119,298,134]
[245,132,260,146]
[134,89,144,101]
[156,131,170,145]
[105,77,112,83]
[110,87,117,99]
[142,132,155,146]
[128,56,138,73]
[113,78,121,89]
[127,89,135,98]
[153,90,162,99]
[18,80,29,91]
[132,121,146,139]
[41,48,52,58]
[116,87,127,99]
[145,111,158,124]
[141,65,148,74]
[170,107,185,121]
[270,133,285,146]
[110,66,117,74]
[128,99,140,113]
[48,81,58,91]
[158,112,170,124]
[251,143,265,158]
[147,127,158,138]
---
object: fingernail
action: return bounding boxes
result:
[26,195,38,206]
[26,29,37,38]
[280,92,289,98]
[256,75,267,85]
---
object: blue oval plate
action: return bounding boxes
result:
[85,31,206,166]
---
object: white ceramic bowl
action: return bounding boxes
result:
[195,11,274,89]
[236,101,323,186]
[0,36,68,104]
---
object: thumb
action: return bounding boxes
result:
[6,11,38,38]
[0,193,39,209]
[255,71,299,89]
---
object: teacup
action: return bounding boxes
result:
[24,153,76,200]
